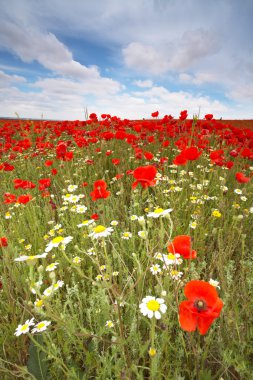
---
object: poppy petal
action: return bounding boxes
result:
[184,280,218,306]
[179,301,197,332]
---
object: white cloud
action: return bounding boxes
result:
[123,28,221,75]
[133,79,153,88]
[123,42,168,75]
[0,20,123,93]
[0,70,26,85]
[179,72,219,85]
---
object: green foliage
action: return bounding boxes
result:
[27,336,49,380]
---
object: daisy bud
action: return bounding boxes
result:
[148,347,157,357]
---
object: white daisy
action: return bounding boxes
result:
[139,296,167,319]
[67,184,78,192]
[72,256,82,264]
[121,232,132,240]
[14,318,35,336]
[209,279,220,289]
[45,236,73,252]
[189,221,197,229]
[138,230,148,239]
[89,225,114,239]
[86,248,96,256]
[45,262,59,272]
[170,270,183,280]
[150,264,161,275]
[15,252,47,262]
[160,253,183,266]
[147,207,172,219]
[43,280,64,297]
[77,220,95,228]
[74,205,88,214]
[32,320,51,333]
[62,194,80,203]
[105,320,114,328]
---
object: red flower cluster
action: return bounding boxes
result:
[132,165,157,189]
[13,179,36,189]
[179,280,223,335]
[56,142,73,161]
[3,193,32,204]
[0,162,15,171]
[167,235,197,259]
[0,237,8,247]
[38,178,51,191]
[90,180,110,201]
[235,172,250,183]
[173,147,202,166]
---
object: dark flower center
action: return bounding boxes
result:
[194,299,207,312]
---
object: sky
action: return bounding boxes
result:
[0,0,253,120]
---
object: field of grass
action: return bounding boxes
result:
[1,112,253,379]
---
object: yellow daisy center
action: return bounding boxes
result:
[35,300,44,307]
[52,236,64,244]
[154,208,164,214]
[167,253,176,260]
[93,225,106,233]
[147,300,160,312]
[36,322,46,330]
[21,324,29,331]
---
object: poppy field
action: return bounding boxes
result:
[1,111,253,379]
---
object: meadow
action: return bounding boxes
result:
[0,111,253,379]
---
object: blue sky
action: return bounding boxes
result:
[0,0,253,120]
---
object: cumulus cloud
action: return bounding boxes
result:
[133,79,153,88]
[0,21,101,80]
[179,72,219,85]
[123,28,221,75]
[0,70,26,86]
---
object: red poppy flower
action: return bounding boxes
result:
[179,280,223,335]
[13,179,36,189]
[236,172,251,183]
[112,158,120,165]
[132,165,157,189]
[51,168,58,175]
[179,110,188,121]
[2,162,15,171]
[0,237,8,247]
[91,213,99,220]
[4,193,16,204]
[90,180,110,201]
[204,114,213,120]
[173,154,188,166]
[39,178,51,190]
[162,140,170,148]
[17,194,33,204]
[45,160,53,166]
[167,235,197,259]
[230,150,239,158]
[144,151,154,160]
[181,147,202,161]
[151,111,159,118]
